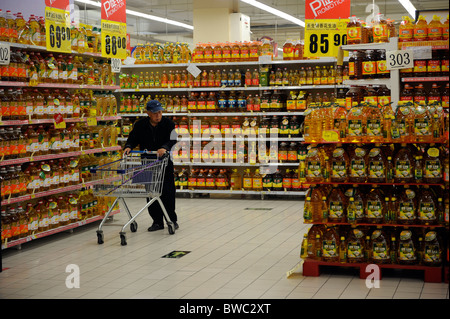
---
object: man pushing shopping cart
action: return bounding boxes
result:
[123,100,179,232]
[92,100,178,245]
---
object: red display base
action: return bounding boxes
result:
[302,259,443,283]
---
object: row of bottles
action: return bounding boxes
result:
[399,15,449,42]
[119,65,348,90]
[0,123,119,161]
[1,50,115,86]
[0,10,44,45]
[346,13,396,44]
[348,50,389,79]
[0,88,117,120]
[0,152,121,200]
[192,41,272,63]
[133,42,191,64]
[301,224,445,266]
[400,83,450,108]
[401,50,449,78]
[301,143,449,185]
[175,167,304,192]
[172,140,303,164]
[303,92,449,144]
[173,115,302,136]
[1,192,119,244]
[282,39,304,60]
[303,184,449,226]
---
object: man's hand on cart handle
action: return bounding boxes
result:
[124,147,132,156]
[157,148,168,158]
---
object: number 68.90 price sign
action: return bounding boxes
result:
[303,19,348,58]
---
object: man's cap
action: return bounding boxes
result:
[146,100,164,113]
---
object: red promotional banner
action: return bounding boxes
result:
[101,0,127,23]
[45,0,70,10]
[305,0,351,20]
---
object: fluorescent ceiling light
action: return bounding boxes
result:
[398,0,416,18]
[241,0,305,27]
[74,0,194,30]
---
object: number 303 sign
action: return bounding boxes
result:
[386,50,414,70]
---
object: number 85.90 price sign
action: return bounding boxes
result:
[303,19,348,58]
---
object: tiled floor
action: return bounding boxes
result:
[1,196,448,299]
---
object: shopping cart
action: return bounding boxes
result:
[91,150,175,246]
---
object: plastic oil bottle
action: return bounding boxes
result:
[423,144,442,183]
[414,15,428,41]
[394,144,414,183]
[397,186,417,225]
[306,224,324,260]
[365,185,386,224]
[330,145,349,183]
[370,227,390,264]
[347,227,366,263]
[305,146,325,183]
[327,185,347,223]
[417,185,437,225]
[428,15,443,40]
[322,226,340,262]
[422,230,442,266]
[399,16,414,42]
[398,229,417,265]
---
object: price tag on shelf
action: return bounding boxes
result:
[45,6,71,53]
[87,117,98,126]
[386,50,414,70]
[303,19,348,58]
[186,63,201,78]
[111,58,122,73]
[53,113,66,129]
[0,42,10,65]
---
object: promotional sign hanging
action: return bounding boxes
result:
[45,0,71,53]
[303,0,351,58]
[101,0,127,59]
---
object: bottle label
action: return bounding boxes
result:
[362,61,376,75]
[399,202,415,220]
[424,243,441,263]
[366,200,383,219]
[372,242,389,260]
[367,119,382,136]
[368,160,385,179]
[399,28,413,40]
[306,161,321,178]
[414,60,427,73]
[376,60,388,74]
[347,119,363,136]
[414,118,431,136]
[395,160,412,178]
[373,24,388,39]
[347,27,361,40]
[329,201,344,219]
[419,202,436,221]
[424,160,441,178]
[350,159,366,178]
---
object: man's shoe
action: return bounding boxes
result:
[174,222,179,230]
[148,223,164,231]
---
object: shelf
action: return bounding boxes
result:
[304,221,446,228]
[0,116,121,126]
[0,81,119,90]
[117,84,346,93]
[1,176,121,207]
[1,209,120,250]
[0,40,109,58]
[401,76,449,82]
[343,78,391,87]
[176,189,306,196]
[302,139,448,145]
[341,40,397,51]
[303,181,444,187]
[173,161,300,166]
[121,57,339,69]
[399,40,450,50]
[0,145,122,167]
[119,111,305,117]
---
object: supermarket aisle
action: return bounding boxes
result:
[0,197,448,299]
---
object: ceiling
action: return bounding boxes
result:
[76,0,450,48]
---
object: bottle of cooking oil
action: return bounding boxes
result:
[394,144,414,183]
[370,227,390,264]
[413,101,433,143]
[397,186,417,225]
[243,169,253,191]
[306,225,323,260]
[330,144,349,183]
[365,185,386,224]
[398,229,417,265]
[305,146,325,183]
[300,234,309,259]
[417,185,438,225]
[322,226,340,262]
[346,103,365,143]
[347,227,365,263]
[423,144,442,183]
[422,230,442,266]
[327,185,346,223]
[367,145,387,183]
[252,169,263,191]
[348,145,367,183]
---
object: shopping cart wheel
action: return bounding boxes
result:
[167,224,175,235]
[130,221,138,232]
[120,232,127,246]
[96,230,104,245]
